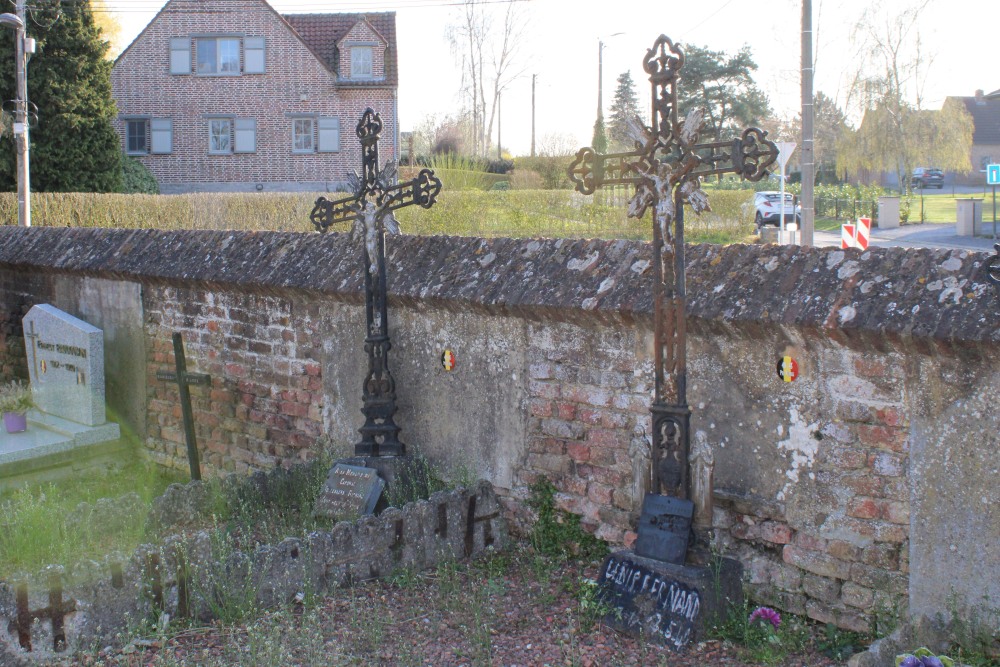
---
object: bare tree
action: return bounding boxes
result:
[449,0,526,158]
[837,0,970,189]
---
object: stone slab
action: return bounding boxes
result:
[23,304,106,426]
[314,463,385,520]
[597,550,743,651]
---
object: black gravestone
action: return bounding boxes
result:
[596,550,743,651]
[314,463,385,520]
[634,494,693,564]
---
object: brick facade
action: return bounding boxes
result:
[111,0,397,193]
[1,228,997,632]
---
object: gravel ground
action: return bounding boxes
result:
[63,549,853,667]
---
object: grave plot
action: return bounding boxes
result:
[0,452,507,662]
[1,304,124,486]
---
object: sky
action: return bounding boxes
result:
[103,0,1000,157]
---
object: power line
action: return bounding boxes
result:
[39,0,532,11]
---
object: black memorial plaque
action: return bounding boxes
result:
[314,464,385,520]
[634,494,693,564]
[597,552,702,651]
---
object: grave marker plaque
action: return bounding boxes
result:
[314,463,385,520]
[634,494,693,564]
[23,304,106,426]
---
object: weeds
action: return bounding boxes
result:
[527,477,607,561]
[708,598,813,666]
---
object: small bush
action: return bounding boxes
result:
[121,155,159,194]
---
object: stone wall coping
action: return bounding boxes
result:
[1,227,996,344]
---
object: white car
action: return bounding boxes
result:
[753,191,800,228]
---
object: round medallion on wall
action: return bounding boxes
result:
[776,356,799,382]
[441,349,456,372]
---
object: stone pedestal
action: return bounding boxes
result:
[596,550,743,651]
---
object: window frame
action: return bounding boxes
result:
[292,118,315,153]
[196,36,242,76]
[350,45,374,79]
[125,119,149,155]
[208,118,233,154]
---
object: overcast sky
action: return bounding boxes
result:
[106,0,999,156]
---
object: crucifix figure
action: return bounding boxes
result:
[569,35,778,553]
[310,108,442,457]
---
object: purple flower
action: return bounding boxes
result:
[749,606,781,630]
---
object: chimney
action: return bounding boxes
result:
[975,89,985,104]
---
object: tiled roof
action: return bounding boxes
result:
[282,12,397,87]
[953,95,1000,145]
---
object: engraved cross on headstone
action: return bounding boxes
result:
[310,108,442,457]
[569,35,778,504]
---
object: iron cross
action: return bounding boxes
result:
[310,108,442,457]
[569,35,778,500]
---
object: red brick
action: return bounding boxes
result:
[858,425,907,452]
[566,442,590,462]
[303,362,321,376]
[555,402,577,420]
[760,521,794,545]
[847,497,883,520]
[585,428,625,447]
[576,407,604,425]
[874,407,905,427]
[853,358,888,378]
[624,531,638,548]
[587,482,614,505]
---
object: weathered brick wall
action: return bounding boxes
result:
[112,0,397,191]
[1,228,997,633]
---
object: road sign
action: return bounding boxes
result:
[988,164,1000,186]
[776,142,797,168]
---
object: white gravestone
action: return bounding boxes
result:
[23,304,106,426]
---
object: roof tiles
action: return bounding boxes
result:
[283,12,397,87]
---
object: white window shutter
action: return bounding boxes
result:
[170,38,191,74]
[244,37,265,74]
[151,118,172,154]
[318,116,340,152]
[234,118,256,153]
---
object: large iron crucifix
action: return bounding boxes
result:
[310,108,442,457]
[569,35,778,504]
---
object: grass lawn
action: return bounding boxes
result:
[0,461,186,578]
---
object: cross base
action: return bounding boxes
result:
[650,402,690,499]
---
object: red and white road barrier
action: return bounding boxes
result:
[841,217,871,250]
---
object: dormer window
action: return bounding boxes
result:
[350,46,373,79]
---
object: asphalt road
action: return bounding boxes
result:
[809,222,1000,252]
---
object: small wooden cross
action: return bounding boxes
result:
[569,35,779,501]
[155,332,210,480]
[310,109,442,457]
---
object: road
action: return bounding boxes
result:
[811,222,1000,252]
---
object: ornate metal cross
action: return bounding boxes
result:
[569,35,778,500]
[310,108,442,457]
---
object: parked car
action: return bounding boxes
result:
[752,191,800,227]
[911,167,944,189]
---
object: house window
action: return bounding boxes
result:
[209,119,231,153]
[126,120,148,154]
[293,118,314,153]
[208,117,256,154]
[290,116,340,153]
[125,118,172,155]
[197,38,241,75]
[350,46,373,79]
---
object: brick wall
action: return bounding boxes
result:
[112,0,397,191]
[1,228,997,632]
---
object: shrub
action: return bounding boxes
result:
[121,155,159,194]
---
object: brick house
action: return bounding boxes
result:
[111,0,398,194]
[948,89,1000,185]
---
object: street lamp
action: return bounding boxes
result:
[1,10,32,228]
[595,33,624,150]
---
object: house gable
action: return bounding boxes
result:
[110,1,399,193]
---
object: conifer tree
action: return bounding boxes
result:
[0,1,123,192]
[608,71,639,150]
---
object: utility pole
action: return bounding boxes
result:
[531,73,536,157]
[597,40,604,125]
[801,0,814,246]
[497,91,501,160]
[14,0,31,227]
